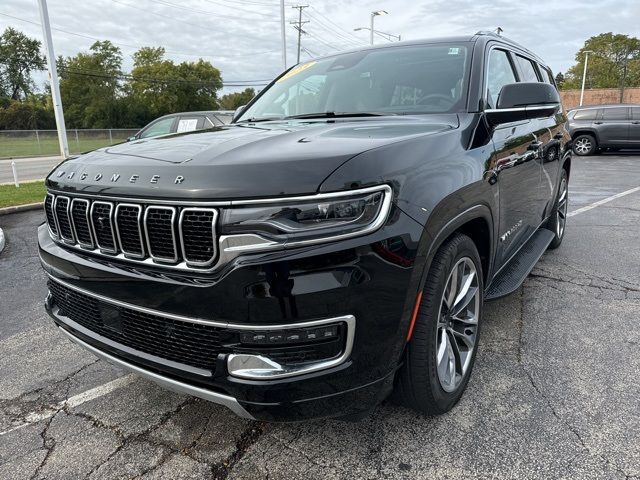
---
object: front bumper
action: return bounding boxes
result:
[39,205,424,421]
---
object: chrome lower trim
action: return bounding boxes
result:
[57,326,255,420]
[227,314,356,380]
[46,273,355,332]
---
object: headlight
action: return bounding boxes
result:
[219,185,392,251]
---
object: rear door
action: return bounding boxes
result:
[485,48,541,267]
[596,107,630,146]
[630,107,640,147]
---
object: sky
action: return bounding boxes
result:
[1,0,639,94]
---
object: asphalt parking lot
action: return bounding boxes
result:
[1,154,639,479]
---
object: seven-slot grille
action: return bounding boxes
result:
[44,192,218,270]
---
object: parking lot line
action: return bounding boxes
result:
[0,374,135,437]
[568,185,640,218]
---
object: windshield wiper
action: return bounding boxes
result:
[236,116,285,123]
[285,111,396,120]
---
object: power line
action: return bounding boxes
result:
[0,12,280,59]
[308,6,365,45]
[147,0,279,21]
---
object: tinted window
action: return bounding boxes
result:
[140,117,175,138]
[632,107,640,120]
[486,49,517,108]
[573,109,598,121]
[238,44,471,119]
[540,66,555,85]
[515,55,540,82]
[602,108,629,121]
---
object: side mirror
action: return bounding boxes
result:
[126,136,137,142]
[486,82,560,127]
[232,105,246,122]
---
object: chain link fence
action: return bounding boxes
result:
[0,129,140,159]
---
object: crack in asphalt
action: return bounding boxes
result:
[521,264,636,479]
[28,411,59,480]
[211,421,266,479]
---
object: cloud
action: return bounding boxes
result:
[2,0,639,94]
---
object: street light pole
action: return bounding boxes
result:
[369,10,388,45]
[37,0,69,159]
[579,50,594,107]
[280,0,287,70]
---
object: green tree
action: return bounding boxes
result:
[0,98,55,129]
[128,47,222,119]
[563,33,640,101]
[219,88,255,109]
[59,41,124,128]
[554,72,565,89]
[0,27,46,100]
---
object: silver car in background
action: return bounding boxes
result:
[568,104,640,155]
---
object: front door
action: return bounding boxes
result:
[491,122,540,266]
[596,107,630,146]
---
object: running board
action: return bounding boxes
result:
[485,229,555,301]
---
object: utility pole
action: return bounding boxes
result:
[290,5,309,64]
[37,0,69,158]
[280,0,287,70]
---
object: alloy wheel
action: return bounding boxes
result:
[556,177,568,238]
[436,257,480,392]
[574,138,592,155]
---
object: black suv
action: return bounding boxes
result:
[40,32,571,422]
[568,104,640,155]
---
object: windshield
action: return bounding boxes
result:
[237,43,470,122]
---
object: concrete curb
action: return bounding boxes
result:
[0,227,4,254]
[0,202,43,216]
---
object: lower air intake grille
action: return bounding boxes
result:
[48,280,224,371]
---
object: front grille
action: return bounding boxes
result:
[71,199,92,247]
[91,202,116,252]
[48,280,346,372]
[44,194,58,236]
[115,204,144,257]
[54,196,74,242]
[44,192,219,271]
[180,208,217,265]
[145,207,177,261]
[48,280,223,371]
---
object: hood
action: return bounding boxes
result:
[46,115,458,200]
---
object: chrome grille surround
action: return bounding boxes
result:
[114,203,144,259]
[43,184,393,273]
[90,201,118,254]
[70,198,93,249]
[179,208,218,267]
[54,195,74,244]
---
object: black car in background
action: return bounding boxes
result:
[40,32,571,422]
[128,110,235,140]
[568,104,640,155]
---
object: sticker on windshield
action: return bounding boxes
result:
[277,61,317,83]
[448,47,461,55]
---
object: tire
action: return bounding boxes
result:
[395,233,483,415]
[572,134,596,156]
[546,169,568,249]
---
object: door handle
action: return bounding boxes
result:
[632,121,640,124]
[594,121,603,124]
[528,141,543,150]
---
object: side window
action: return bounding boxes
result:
[515,55,540,82]
[602,108,629,121]
[176,116,205,133]
[632,107,640,120]
[139,117,175,138]
[573,109,598,121]
[540,66,555,86]
[486,49,517,108]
